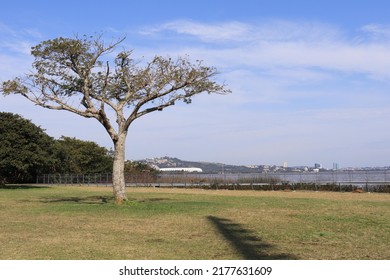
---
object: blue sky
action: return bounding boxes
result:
[1,0,390,168]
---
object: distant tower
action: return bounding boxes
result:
[333,163,339,170]
[283,161,288,169]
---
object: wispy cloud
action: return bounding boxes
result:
[140,20,253,42]
[361,23,390,40]
[0,23,43,55]
[141,19,343,43]
[0,23,42,79]
[136,19,390,118]
[139,20,390,81]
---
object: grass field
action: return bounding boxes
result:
[0,185,389,260]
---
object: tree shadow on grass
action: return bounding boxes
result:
[207,216,297,260]
[40,195,113,204]
[40,196,170,205]
[0,184,50,189]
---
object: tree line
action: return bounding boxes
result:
[0,112,154,184]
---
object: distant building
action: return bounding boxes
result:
[333,163,339,170]
[158,167,203,173]
[314,163,322,169]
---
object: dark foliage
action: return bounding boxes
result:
[55,136,113,174]
[0,112,58,183]
[0,112,113,183]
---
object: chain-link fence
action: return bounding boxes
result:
[36,170,390,192]
[36,173,113,186]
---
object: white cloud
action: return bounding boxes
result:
[140,20,253,42]
[141,19,343,43]
[0,23,41,80]
[361,23,390,40]
[0,23,43,55]
[140,20,390,80]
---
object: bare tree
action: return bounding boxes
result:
[1,35,230,204]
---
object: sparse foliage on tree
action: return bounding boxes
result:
[1,34,230,203]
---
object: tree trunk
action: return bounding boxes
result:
[112,133,127,204]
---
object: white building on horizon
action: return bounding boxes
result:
[158,167,203,173]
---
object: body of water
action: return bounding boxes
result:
[168,170,390,185]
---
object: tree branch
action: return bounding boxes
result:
[1,34,230,146]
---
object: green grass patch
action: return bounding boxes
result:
[0,186,389,260]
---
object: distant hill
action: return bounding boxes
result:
[137,156,390,173]
[140,156,262,173]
